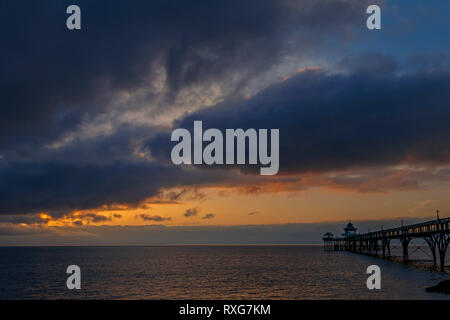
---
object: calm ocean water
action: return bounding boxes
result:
[0,245,449,299]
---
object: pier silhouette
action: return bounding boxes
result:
[323,212,450,272]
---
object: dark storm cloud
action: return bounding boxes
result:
[0,0,373,153]
[149,61,450,174]
[146,188,206,204]
[184,207,199,218]
[137,214,172,222]
[339,52,399,74]
[11,124,158,165]
[1,0,424,217]
[0,161,234,215]
[3,57,449,216]
[202,213,215,220]
[0,214,44,225]
[80,213,111,223]
[0,162,163,215]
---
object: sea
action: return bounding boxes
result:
[0,245,449,300]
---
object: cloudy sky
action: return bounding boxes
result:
[1,0,449,245]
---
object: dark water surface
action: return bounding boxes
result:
[0,246,448,299]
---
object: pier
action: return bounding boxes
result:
[323,214,450,272]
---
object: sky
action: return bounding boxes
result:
[0,0,450,245]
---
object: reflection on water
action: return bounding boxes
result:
[0,246,448,299]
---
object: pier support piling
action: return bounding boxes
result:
[425,235,438,268]
[437,233,450,272]
[400,237,411,263]
[382,239,390,258]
